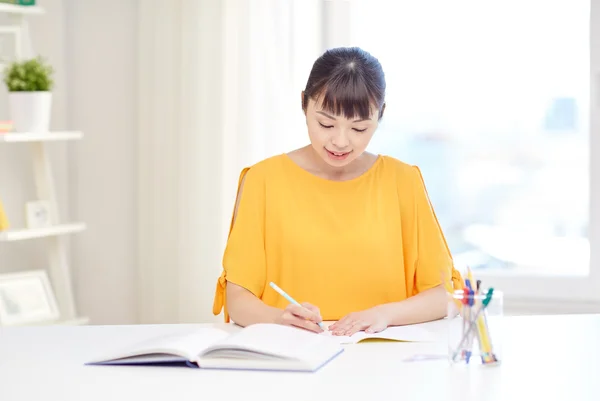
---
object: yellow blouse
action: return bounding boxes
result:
[213,154,463,321]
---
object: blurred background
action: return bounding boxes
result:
[0,0,598,327]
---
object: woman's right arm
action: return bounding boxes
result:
[226,282,281,325]
[221,170,323,332]
[227,282,324,331]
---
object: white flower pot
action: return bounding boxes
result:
[8,91,52,133]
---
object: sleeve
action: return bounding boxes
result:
[411,166,463,294]
[212,167,267,321]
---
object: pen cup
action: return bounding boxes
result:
[447,288,503,366]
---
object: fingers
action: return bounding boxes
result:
[328,319,341,333]
[344,320,369,337]
[329,315,355,335]
[301,302,321,318]
[333,319,368,336]
[329,314,353,330]
[287,303,321,323]
[290,316,323,333]
[280,304,323,333]
[328,309,389,336]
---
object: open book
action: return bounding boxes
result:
[322,323,438,344]
[86,323,343,372]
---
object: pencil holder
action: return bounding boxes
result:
[447,288,503,366]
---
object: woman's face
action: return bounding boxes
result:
[304,95,379,168]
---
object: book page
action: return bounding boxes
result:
[201,323,331,360]
[320,324,437,344]
[93,327,231,363]
[143,328,231,359]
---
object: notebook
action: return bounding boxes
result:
[322,323,438,344]
[86,323,343,372]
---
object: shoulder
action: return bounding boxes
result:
[376,156,433,216]
[231,155,287,220]
[242,154,287,179]
[379,155,414,171]
[378,155,422,185]
[233,154,290,205]
[236,154,287,187]
[377,155,431,207]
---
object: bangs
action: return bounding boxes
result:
[313,74,378,121]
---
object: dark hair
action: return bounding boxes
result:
[302,47,386,120]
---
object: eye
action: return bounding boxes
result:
[319,122,333,129]
[353,128,367,133]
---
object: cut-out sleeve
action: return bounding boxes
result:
[213,167,267,321]
[411,166,463,293]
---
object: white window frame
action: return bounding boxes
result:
[477,0,600,303]
[337,0,600,304]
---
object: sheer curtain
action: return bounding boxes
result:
[137,0,323,323]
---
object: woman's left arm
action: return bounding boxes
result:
[328,285,447,336]
[376,284,447,325]
[329,166,462,336]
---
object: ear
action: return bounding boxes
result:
[379,103,386,120]
[301,91,307,115]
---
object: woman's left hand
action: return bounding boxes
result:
[328,307,390,336]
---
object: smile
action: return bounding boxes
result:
[326,149,352,160]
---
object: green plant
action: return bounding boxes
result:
[3,57,54,92]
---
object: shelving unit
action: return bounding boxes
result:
[23,316,90,326]
[0,222,86,241]
[0,3,43,15]
[0,131,83,142]
[0,135,88,325]
[0,4,88,326]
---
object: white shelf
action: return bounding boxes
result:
[0,222,86,242]
[0,4,44,15]
[0,131,83,143]
[12,316,90,327]
[51,317,90,326]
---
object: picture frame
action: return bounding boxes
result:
[25,200,52,229]
[0,26,22,66]
[0,270,60,326]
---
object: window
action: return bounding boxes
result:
[347,0,598,300]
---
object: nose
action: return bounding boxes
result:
[331,129,350,149]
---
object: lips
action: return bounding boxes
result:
[326,148,352,161]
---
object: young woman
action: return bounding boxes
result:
[213,47,463,337]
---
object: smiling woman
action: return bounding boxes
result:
[212,47,464,337]
[302,47,384,173]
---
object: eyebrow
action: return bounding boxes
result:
[316,111,371,123]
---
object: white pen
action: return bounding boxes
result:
[269,282,326,329]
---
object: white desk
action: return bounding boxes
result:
[1,314,599,401]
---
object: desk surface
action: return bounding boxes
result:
[1,314,599,401]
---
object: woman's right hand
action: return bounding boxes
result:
[275,302,324,333]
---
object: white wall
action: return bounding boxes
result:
[64,0,138,324]
[0,0,139,325]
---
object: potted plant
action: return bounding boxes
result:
[3,56,54,133]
